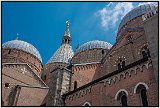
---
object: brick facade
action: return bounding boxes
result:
[63,9,158,106]
[72,49,109,64]
[2,4,158,106]
[2,48,42,75]
[2,63,48,106]
[64,59,158,106]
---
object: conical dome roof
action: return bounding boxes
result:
[47,20,74,64]
[47,44,74,64]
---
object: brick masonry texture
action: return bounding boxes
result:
[2,8,158,106]
[64,12,158,106]
[2,48,42,74]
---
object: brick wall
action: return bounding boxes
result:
[16,86,48,106]
[72,49,108,64]
[65,15,158,106]
[2,48,42,74]
[70,63,99,91]
[2,64,47,106]
[65,61,158,106]
[95,20,148,80]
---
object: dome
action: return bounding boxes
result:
[75,40,112,54]
[118,3,158,31]
[47,44,74,64]
[2,39,42,62]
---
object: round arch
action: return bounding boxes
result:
[134,82,149,94]
[83,102,91,106]
[115,89,128,100]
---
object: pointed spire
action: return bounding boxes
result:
[64,20,70,37]
[62,20,72,45]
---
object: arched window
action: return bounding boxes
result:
[84,103,90,106]
[117,58,125,70]
[74,81,77,90]
[134,83,148,106]
[65,39,67,43]
[121,95,128,106]
[141,47,151,59]
[115,90,128,106]
[141,89,148,106]
[83,102,91,106]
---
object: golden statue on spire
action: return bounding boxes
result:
[66,20,70,27]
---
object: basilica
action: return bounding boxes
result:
[2,3,158,106]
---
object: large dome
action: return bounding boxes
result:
[75,40,112,54]
[2,39,42,62]
[47,44,74,64]
[118,3,158,31]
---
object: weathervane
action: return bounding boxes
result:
[16,33,19,40]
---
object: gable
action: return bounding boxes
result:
[2,63,47,87]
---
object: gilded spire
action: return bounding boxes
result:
[64,20,71,37]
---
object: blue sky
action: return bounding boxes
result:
[2,2,157,64]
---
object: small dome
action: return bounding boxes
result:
[47,44,74,64]
[118,3,158,31]
[75,40,112,54]
[2,40,42,62]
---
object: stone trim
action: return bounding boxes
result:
[73,62,101,66]
[103,60,152,86]
[66,86,92,101]
[115,89,129,100]
[63,57,149,97]
[134,82,149,94]
[83,102,91,106]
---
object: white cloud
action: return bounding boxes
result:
[138,2,158,6]
[97,2,134,30]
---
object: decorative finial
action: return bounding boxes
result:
[66,20,70,28]
[63,20,71,37]
[16,33,19,40]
